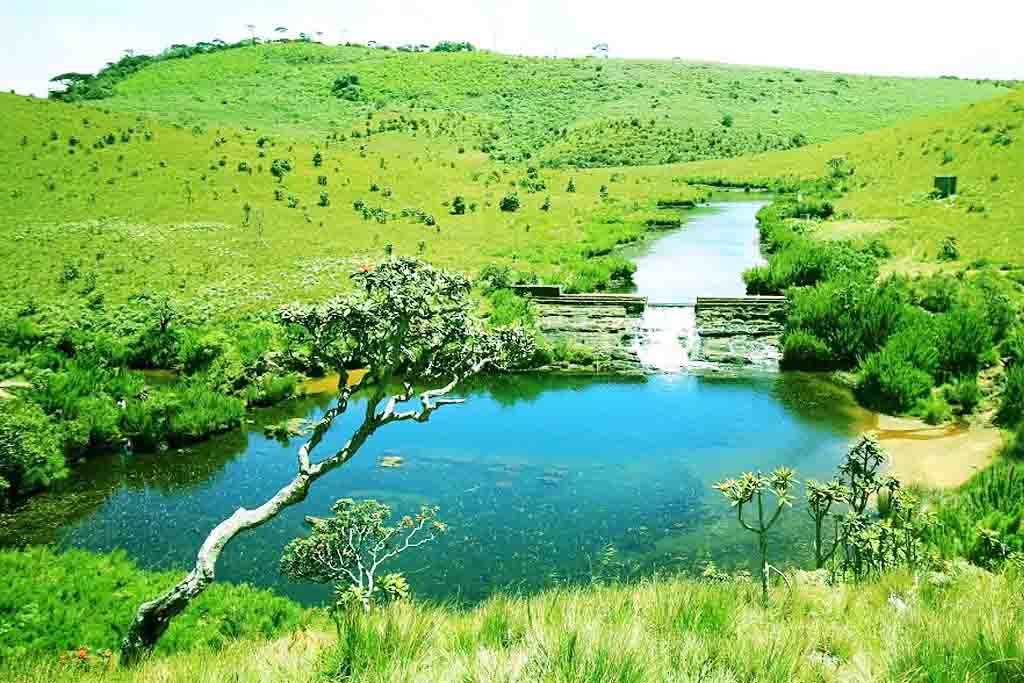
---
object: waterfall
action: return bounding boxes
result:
[633,304,699,373]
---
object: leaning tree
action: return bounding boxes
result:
[120,258,534,662]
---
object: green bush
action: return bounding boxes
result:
[996,366,1024,427]
[856,347,934,413]
[780,330,832,370]
[0,399,66,507]
[0,547,308,659]
[487,289,534,328]
[499,193,520,212]
[944,376,981,415]
[935,306,994,381]
[1004,325,1024,367]
[916,394,953,425]
[166,384,245,445]
[926,460,1024,561]
[477,263,514,293]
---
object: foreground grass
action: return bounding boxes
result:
[3,563,1022,682]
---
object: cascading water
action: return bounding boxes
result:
[633,304,700,373]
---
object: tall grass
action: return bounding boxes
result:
[2,563,1021,682]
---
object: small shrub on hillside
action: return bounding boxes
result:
[451,195,466,215]
[996,366,1024,427]
[319,191,330,207]
[857,347,934,413]
[270,158,291,183]
[477,263,513,293]
[935,306,994,381]
[938,235,960,261]
[1003,326,1024,367]
[566,178,576,193]
[0,399,66,507]
[499,193,520,212]
[331,74,364,101]
[721,113,734,128]
[312,151,323,167]
[917,394,953,425]
[944,376,981,415]
[487,289,534,327]
[780,330,832,370]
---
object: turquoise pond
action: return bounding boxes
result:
[9,200,878,605]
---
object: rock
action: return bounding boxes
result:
[379,455,404,469]
[888,593,909,612]
[264,417,312,439]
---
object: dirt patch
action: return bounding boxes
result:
[871,415,1003,488]
[300,369,368,394]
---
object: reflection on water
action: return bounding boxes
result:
[2,372,874,606]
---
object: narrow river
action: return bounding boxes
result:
[5,200,875,605]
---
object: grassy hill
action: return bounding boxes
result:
[77,42,1008,166]
[0,91,709,315]
[679,87,1024,271]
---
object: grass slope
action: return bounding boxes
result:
[97,42,1007,166]
[3,559,1022,682]
[681,88,1024,271]
[0,91,705,315]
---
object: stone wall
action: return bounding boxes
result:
[694,297,787,366]
[534,301,643,373]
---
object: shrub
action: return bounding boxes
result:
[935,306,994,381]
[938,235,960,261]
[944,376,981,415]
[499,193,520,212]
[780,330,832,370]
[0,399,66,507]
[0,547,307,659]
[917,394,952,425]
[487,289,533,327]
[856,347,934,413]
[451,195,466,215]
[477,263,514,293]
[166,384,245,445]
[331,74,363,101]
[996,366,1024,427]
[1003,326,1024,367]
[721,113,734,128]
[270,158,291,183]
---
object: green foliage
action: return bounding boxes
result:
[450,195,466,215]
[926,459,1024,562]
[0,547,307,660]
[476,263,514,293]
[331,74,363,101]
[916,394,952,425]
[944,376,981,415]
[996,365,1024,427]
[281,499,446,614]
[499,192,520,212]
[0,399,65,507]
[938,235,960,261]
[486,289,533,328]
[780,330,832,370]
[856,346,935,413]
[714,467,797,603]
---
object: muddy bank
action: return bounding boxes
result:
[873,415,1003,489]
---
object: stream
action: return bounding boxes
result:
[3,200,876,605]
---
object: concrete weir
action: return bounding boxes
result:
[523,287,787,372]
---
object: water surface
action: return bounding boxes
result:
[6,199,875,605]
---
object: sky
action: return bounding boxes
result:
[2,0,1022,97]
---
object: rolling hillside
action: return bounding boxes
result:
[680,87,1024,271]
[75,42,1008,166]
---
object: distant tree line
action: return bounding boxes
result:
[49,39,250,102]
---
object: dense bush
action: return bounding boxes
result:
[780,330,832,370]
[499,193,520,212]
[0,547,308,659]
[856,346,934,413]
[487,289,534,328]
[944,376,981,415]
[926,460,1024,562]
[934,305,994,381]
[996,366,1024,427]
[0,399,66,507]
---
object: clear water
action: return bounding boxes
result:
[6,199,877,606]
